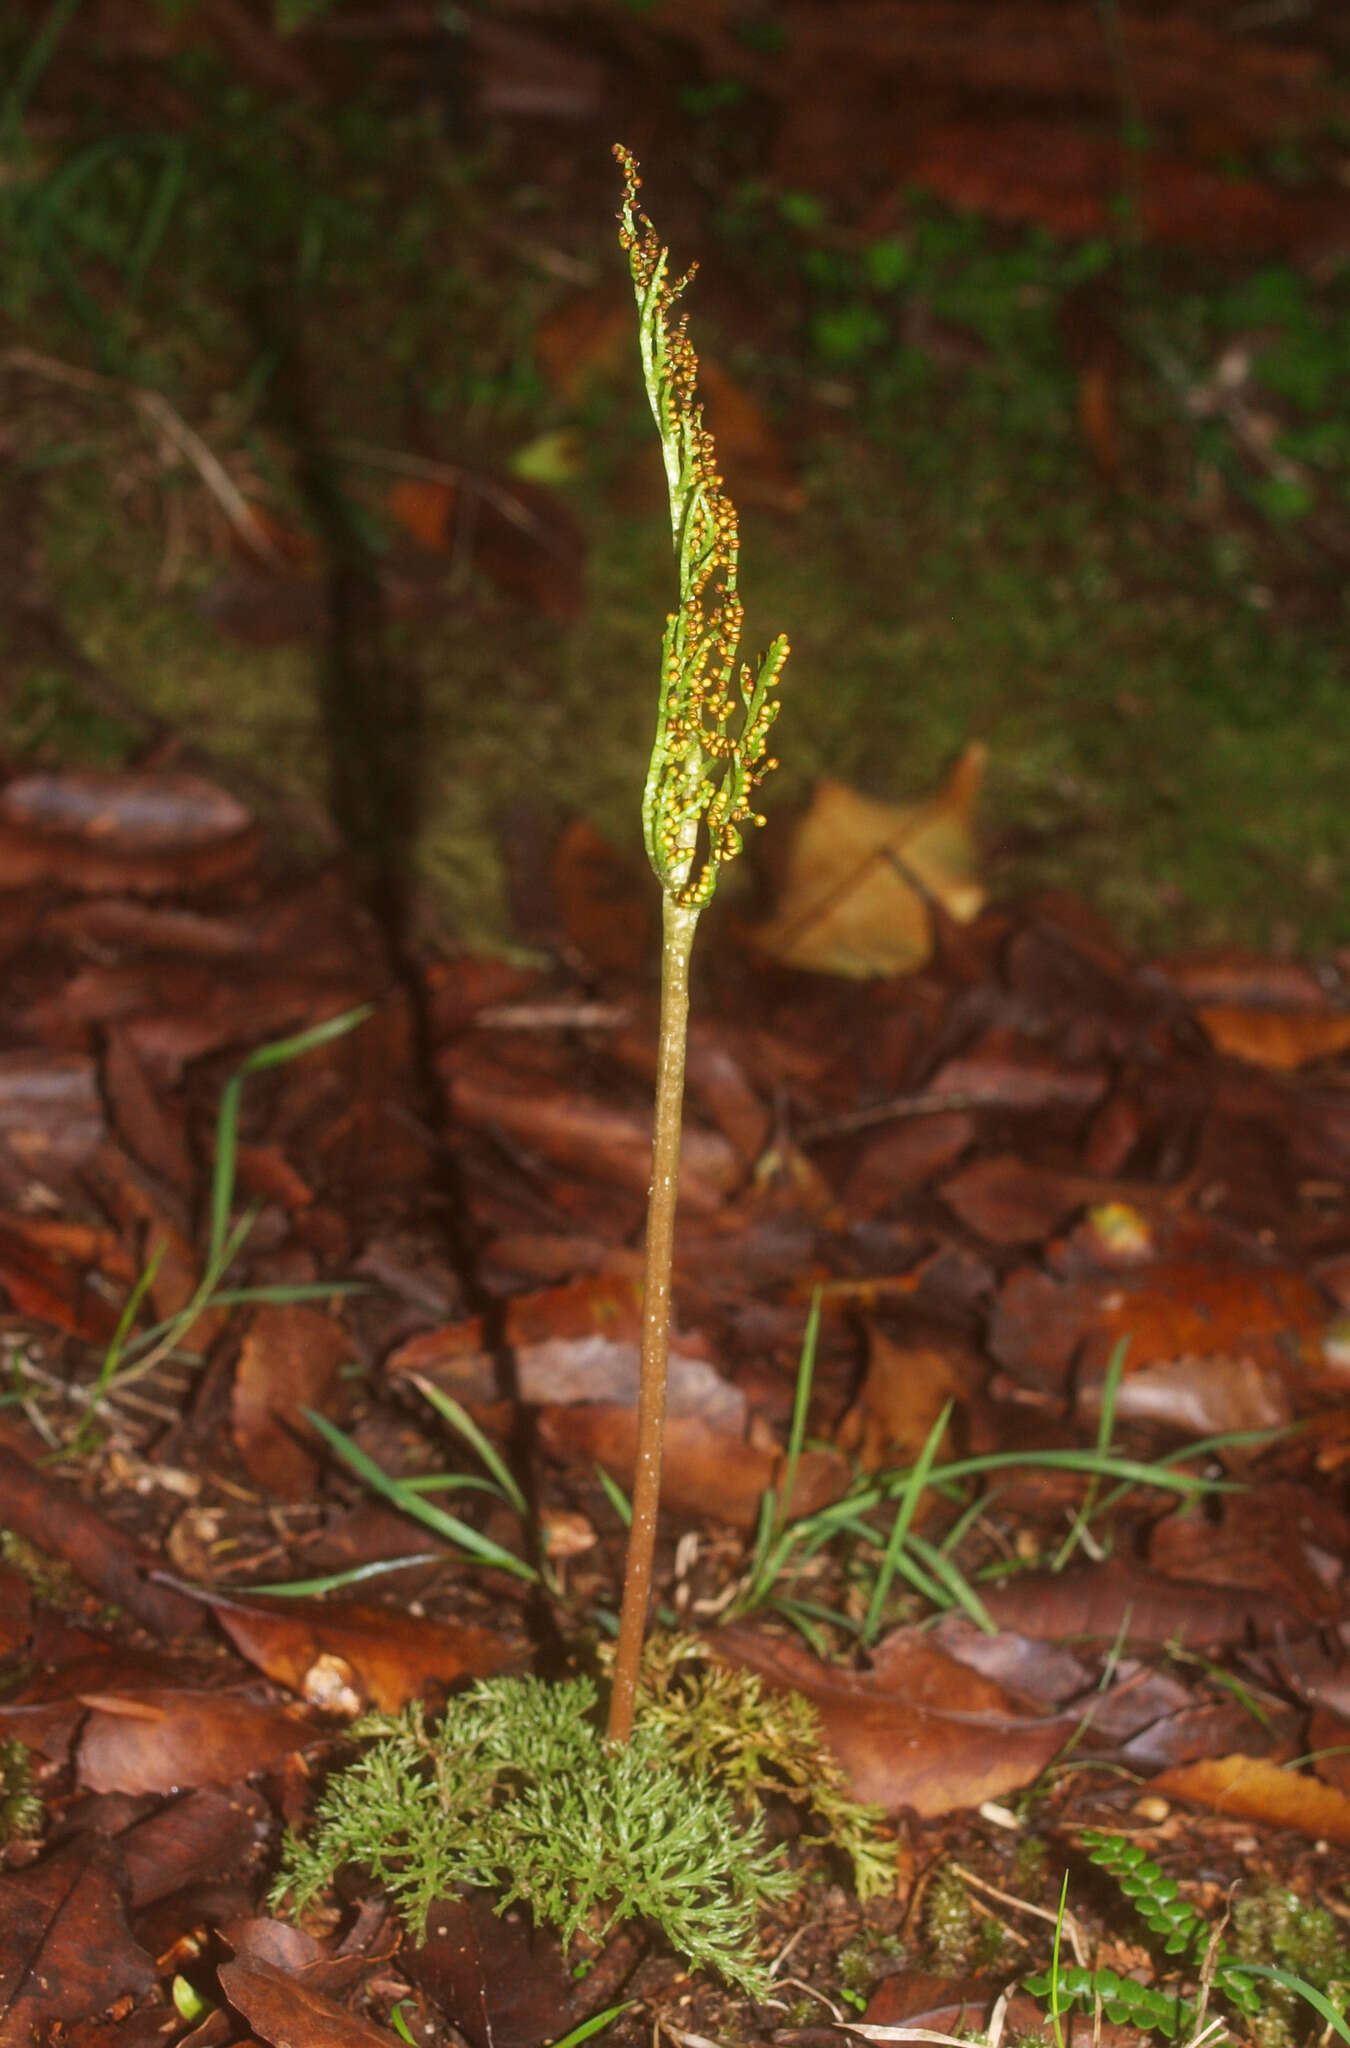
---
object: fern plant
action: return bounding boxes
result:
[606,148,790,1741]
[1026,1832,1350,2045]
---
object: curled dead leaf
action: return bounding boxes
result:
[755,746,985,978]
[714,1624,1069,1814]
[1151,1752,1350,1845]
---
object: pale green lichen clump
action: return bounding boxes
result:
[615,145,789,909]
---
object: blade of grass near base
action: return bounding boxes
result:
[225,1554,446,1597]
[861,1399,953,1644]
[1225,1965,1350,2043]
[210,1003,374,1267]
[302,1406,538,1583]
[595,1465,633,1528]
[1051,1337,1127,1571]
[905,1530,996,1632]
[411,1375,528,1516]
[738,1290,821,1613]
[4,0,84,129]
[554,2004,638,2048]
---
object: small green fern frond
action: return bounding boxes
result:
[1080,1830,1262,2018]
[1023,1961,1198,2040]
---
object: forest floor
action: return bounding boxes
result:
[3,3,1350,2045]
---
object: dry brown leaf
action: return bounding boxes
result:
[386,1273,720,1411]
[218,1953,395,2048]
[926,1028,1108,1111]
[978,1556,1290,1649]
[443,1052,739,1213]
[390,1273,846,1527]
[206,1594,513,1712]
[401,1891,594,2048]
[117,1782,269,1910]
[1308,1706,1350,1796]
[715,1624,1069,1814]
[1147,1484,1348,1626]
[836,1323,970,1470]
[1082,1349,1292,1439]
[551,816,655,981]
[535,285,631,402]
[1154,949,1329,1010]
[1151,1752,1350,1845]
[231,1303,351,1495]
[990,1256,1328,1396]
[0,1214,129,1344]
[754,746,985,977]
[76,1688,313,1795]
[387,473,585,623]
[0,770,259,895]
[0,1447,205,1637]
[0,1052,106,1179]
[0,1837,157,2038]
[939,1154,1134,1246]
[843,1110,975,1216]
[537,1402,846,1528]
[1196,1004,1350,1071]
[699,356,805,514]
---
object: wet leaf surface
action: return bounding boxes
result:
[715,1626,1070,1814]
[75,1689,317,1796]
[0,1837,157,2040]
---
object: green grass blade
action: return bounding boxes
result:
[1225,1964,1350,2044]
[209,1003,373,1266]
[95,1237,165,1388]
[774,1289,820,1539]
[5,0,85,126]
[303,1407,538,1583]
[887,1446,1232,1497]
[1051,1335,1128,1571]
[399,1473,503,1499]
[594,1464,633,1529]
[411,1376,527,1515]
[861,1400,953,1644]
[202,1282,368,1308]
[124,137,186,300]
[227,1553,445,1597]
[551,2001,637,2048]
[873,1541,953,1613]
[759,1598,839,1658]
[906,1531,997,1632]
[238,1003,378,1076]
[63,1238,167,1450]
[209,1070,245,1269]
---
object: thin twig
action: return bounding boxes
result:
[952,1864,1089,1967]
[1,345,286,569]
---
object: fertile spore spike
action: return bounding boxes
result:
[606,148,791,1742]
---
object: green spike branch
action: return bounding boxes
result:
[607,147,790,1744]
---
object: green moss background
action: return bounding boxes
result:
[6,51,1349,956]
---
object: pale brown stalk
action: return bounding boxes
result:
[607,895,698,1742]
